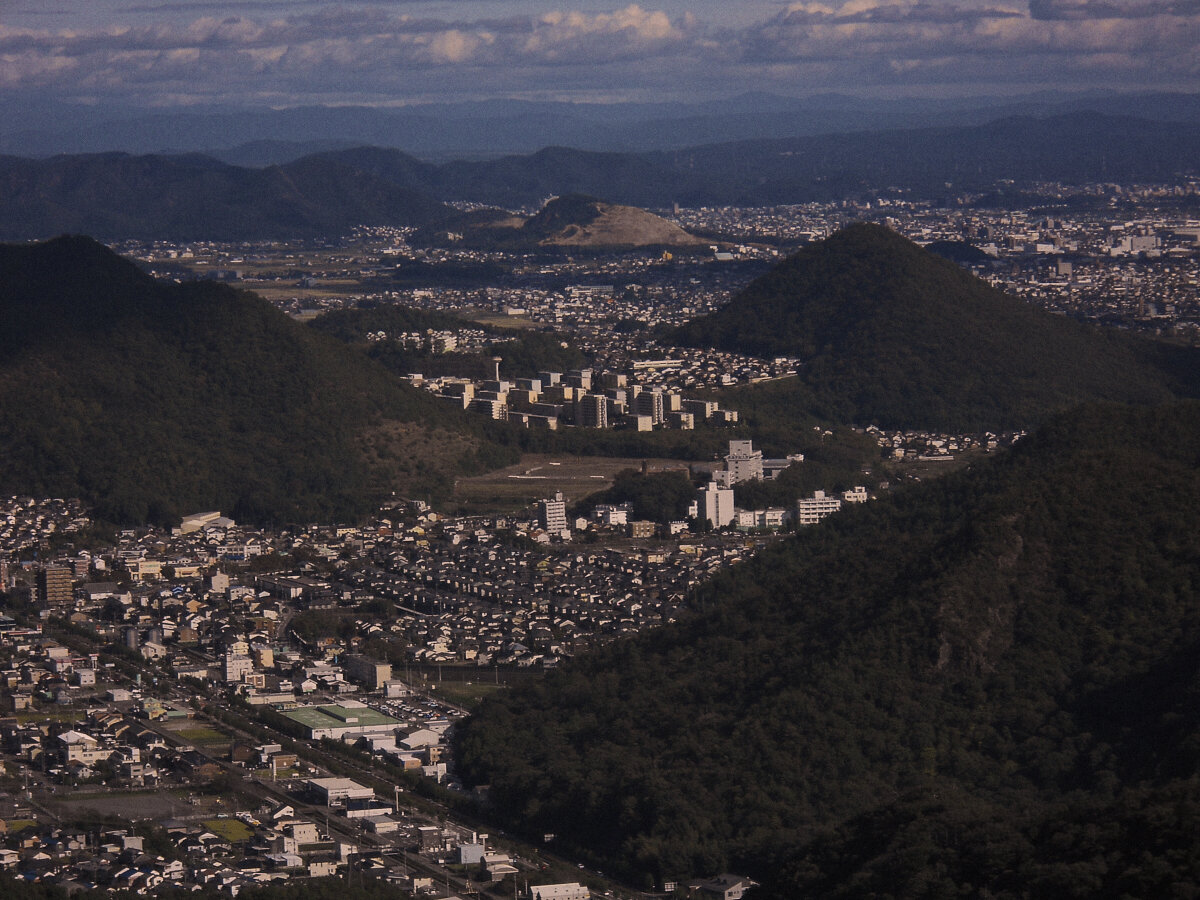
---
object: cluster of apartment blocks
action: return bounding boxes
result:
[690,441,870,530]
[419,367,739,431]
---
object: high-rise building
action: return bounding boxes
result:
[698,482,735,529]
[575,393,609,428]
[725,440,764,484]
[682,398,719,420]
[539,492,569,535]
[633,389,665,425]
[37,564,73,607]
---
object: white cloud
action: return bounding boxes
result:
[0,1,1196,105]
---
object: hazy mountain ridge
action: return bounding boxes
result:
[0,236,513,523]
[673,223,1193,430]
[3,113,1200,240]
[316,112,1200,209]
[5,92,1200,160]
[453,400,1200,895]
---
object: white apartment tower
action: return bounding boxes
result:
[725,440,764,484]
[698,482,735,529]
[539,492,569,534]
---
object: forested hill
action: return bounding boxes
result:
[453,400,1200,896]
[0,153,454,241]
[0,236,514,524]
[671,222,1193,430]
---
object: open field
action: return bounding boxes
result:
[46,788,236,823]
[427,681,508,711]
[449,454,692,515]
[457,307,540,330]
[203,818,254,842]
[171,726,230,745]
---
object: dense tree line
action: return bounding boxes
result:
[572,469,698,524]
[453,401,1200,894]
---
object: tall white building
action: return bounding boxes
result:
[725,440,764,484]
[697,482,735,529]
[539,492,569,535]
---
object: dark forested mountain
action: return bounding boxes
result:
[0,153,453,241]
[3,114,1200,241]
[453,400,1200,896]
[671,223,1193,430]
[0,236,513,524]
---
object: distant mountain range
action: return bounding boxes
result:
[2,112,1198,241]
[454,399,1200,896]
[305,113,1200,209]
[676,223,1198,430]
[4,91,1200,160]
[0,236,513,524]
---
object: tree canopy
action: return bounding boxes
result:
[454,400,1200,894]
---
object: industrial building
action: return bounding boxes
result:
[280,702,402,740]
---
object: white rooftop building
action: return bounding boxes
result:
[797,490,842,526]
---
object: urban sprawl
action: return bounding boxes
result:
[1,184,1198,899]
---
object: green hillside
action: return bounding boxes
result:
[672,223,1193,431]
[453,400,1200,894]
[0,236,514,524]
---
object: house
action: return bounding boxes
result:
[690,874,759,899]
[529,884,590,900]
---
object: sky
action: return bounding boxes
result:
[1,0,1198,109]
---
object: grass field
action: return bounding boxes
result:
[450,454,690,515]
[202,818,254,842]
[16,709,86,725]
[428,681,508,711]
[172,726,229,745]
[458,307,540,330]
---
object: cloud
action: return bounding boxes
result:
[0,1,1197,105]
[777,0,1025,24]
[1029,0,1200,19]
